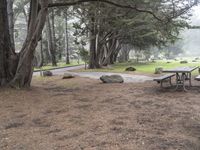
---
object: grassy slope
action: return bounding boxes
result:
[77,59,200,75]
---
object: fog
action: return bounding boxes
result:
[181,5,200,56]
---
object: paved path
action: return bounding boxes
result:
[33,65,85,76]
[34,65,153,83]
[69,72,153,83]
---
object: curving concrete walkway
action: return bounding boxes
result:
[33,65,85,76]
[69,72,153,83]
[33,65,153,83]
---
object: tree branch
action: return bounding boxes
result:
[48,0,199,23]
[48,0,163,21]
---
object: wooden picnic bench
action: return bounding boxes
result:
[162,66,199,91]
[195,75,200,81]
[153,73,175,88]
[195,68,200,81]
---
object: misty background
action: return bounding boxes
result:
[182,5,200,56]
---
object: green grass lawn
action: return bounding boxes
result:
[34,60,84,71]
[78,59,200,75]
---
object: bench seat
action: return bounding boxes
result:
[195,75,200,81]
[153,74,175,82]
[153,73,175,88]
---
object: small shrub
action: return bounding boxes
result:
[180,60,188,64]
[125,67,136,71]
[155,67,163,74]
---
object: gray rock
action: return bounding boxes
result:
[42,71,53,77]
[125,67,136,71]
[62,73,75,79]
[154,67,163,74]
[100,75,124,83]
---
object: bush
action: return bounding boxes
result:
[180,60,188,64]
[79,48,89,69]
[154,67,163,74]
[125,67,136,71]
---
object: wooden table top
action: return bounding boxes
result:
[163,66,199,73]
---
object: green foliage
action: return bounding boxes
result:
[77,59,200,75]
[72,0,192,53]
[78,48,89,69]
[79,48,89,63]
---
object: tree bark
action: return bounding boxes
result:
[88,15,100,69]
[0,0,17,86]
[38,35,44,67]
[7,0,15,51]
[118,44,131,63]
[88,28,99,68]
[10,0,49,88]
[46,11,57,66]
[64,10,70,64]
[51,8,57,63]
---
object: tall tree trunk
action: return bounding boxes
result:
[44,25,51,63]
[112,44,121,63]
[10,0,49,88]
[0,0,17,86]
[64,10,70,64]
[58,40,62,60]
[101,38,117,66]
[43,41,51,65]
[46,11,57,66]
[89,30,97,68]
[38,35,44,67]
[51,8,57,61]
[88,16,100,69]
[7,0,15,51]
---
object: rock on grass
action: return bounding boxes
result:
[42,71,53,77]
[100,75,124,83]
[62,73,75,79]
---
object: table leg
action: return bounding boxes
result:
[175,73,180,91]
[174,73,188,91]
[189,73,192,87]
[169,77,172,86]
[160,81,163,88]
[182,73,187,92]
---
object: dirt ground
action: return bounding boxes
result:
[0,76,200,150]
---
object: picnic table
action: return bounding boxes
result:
[162,66,199,91]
